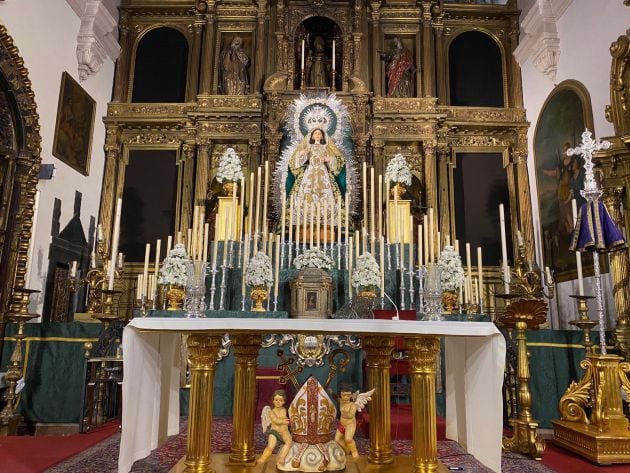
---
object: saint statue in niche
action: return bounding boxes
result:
[219,36,250,95]
[379,37,415,98]
[306,36,330,88]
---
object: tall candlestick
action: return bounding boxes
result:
[274,235,280,298]
[378,174,383,238]
[254,166,262,239]
[362,162,367,226]
[153,239,161,296]
[499,204,510,293]
[263,160,269,236]
[370,167,375,244]
[143,243,150,297]
[477,246,483,303]
[572,199,584,295]
[466,242,472,284]
[108,198,122,290]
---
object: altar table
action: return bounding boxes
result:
[118,318,505,473]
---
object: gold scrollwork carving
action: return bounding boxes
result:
[559,358,593,424]
[373,97,438,114]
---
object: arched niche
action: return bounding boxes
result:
[533,80,594,282]
[131,27,189,103]
[294,17,343,91]
[0,25,42,352]
[448,31,505,107]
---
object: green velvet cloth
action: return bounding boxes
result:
[1,322,102,423]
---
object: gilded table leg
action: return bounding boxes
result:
[363,335,395,464]
[184,334,222,473]
[229,334,261,464]
[405,336,440,473]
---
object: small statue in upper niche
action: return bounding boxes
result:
[307,36,330,88]
[258,390,293,465]
[379,36,415,98]
[219,36,250,95]
[335,388,375,459]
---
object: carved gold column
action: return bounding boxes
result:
[180,142,195,232]
[363,335,394,464]
[188,14,204,100]
[199,1,216,95]
[98,127,120,252]
[370,1,382,96]
[112,11,131,102]
[420,1,435,98]
[507,18,524,109]
[513,135,535,263]
[253,0,268,93]
[437,146,451,241]
[195,140,212,206]
[184,334,222,473]
[372,141,384,182]
[405,336,440,473]
[229,334,261,464]
[604,187,630,360]
[424,142,437,212]
[433,9,446,104]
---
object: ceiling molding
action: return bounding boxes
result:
[66,0,121,81]
[514,0,574,82]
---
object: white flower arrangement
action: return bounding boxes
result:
[246,252,274,287]
[352,252,381,289]
[385,153,412,186]
[216,147,244,183]
[158,244,190,286]
[293,248,333,270]
[437,246,465,291]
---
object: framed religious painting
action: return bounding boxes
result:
[534,80,595,282]
[52,72,96,176]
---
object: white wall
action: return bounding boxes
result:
[0,0,115,316]
[521,0,628,327]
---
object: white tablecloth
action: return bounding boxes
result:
[118,318,505,472]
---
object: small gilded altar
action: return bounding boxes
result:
[290,268,333,319]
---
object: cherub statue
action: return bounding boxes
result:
[258,389,293,465]
[334,388,375,459]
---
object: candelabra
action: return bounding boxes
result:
[69,238,124,314]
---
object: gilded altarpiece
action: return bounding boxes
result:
[99,0,530,315]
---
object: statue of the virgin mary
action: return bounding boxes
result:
[277,95,356,225]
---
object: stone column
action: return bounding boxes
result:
[406,336,440,473]
[363,335,395,464]
[604,187,630,360]
[229,334,261,463]
[184,334,222,473]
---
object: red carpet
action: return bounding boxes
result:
[542,441,630,473]
[358,405,446,441]
[0,422,119,473]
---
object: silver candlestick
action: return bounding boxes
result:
[399,262,406,310]
[408,265,415,306]
[218,261,228,311]
[208,264,218,311]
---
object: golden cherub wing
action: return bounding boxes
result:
[353,388,375,412]
[261,405,271,433]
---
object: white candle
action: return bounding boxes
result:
[90,252,96,269]
[423,216,429,266]
[288,194,294,259]
[142,243,150,297]
[242,238,249,299]
[345,186,350,246]
[136,274,143,300]
[202,223,209,262]
[310,203,315,248]
[455,239,459,255]
[274,235,280,298]
[499,204,510,293]
[517,229,524,247]
[572,199,584,296]
[477,246,483,304]
[239,176,245,242]
[428,208,434,263]
[223,202,233,266]
[70,260,77,278]
[464,276,469,304]
[337,195,342,258]
[303,200,308,249]
[378,174,383,238]
[408,216,413,269]
[263,160,269,235]
[301,39,305,70]
[332,40,336,71]
[166,235,172,253]
[545,266,553,286]
[370,167,375,244]
[212,229,219,269]
[348,236,353,300]
[316,203,321,247]
[466,242,472,283]
[254,166,261,238]
[281,189,287,247]
[231,183,238,240]
[191,206,199,261]
[153,239,161,295]
[248,172,254,236]
[108,198,122,290]
[394,188,400,245]
[437,231,441,257]
[323,200,328,249]
[418,224,423,267]
[362,162,367,225]
[117,252,124,269]
[186,228,192,255]
[385,180,390,242]
[97,223,103,242]
[380,236,385,296]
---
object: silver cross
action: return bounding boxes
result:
[567,129,611,199]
